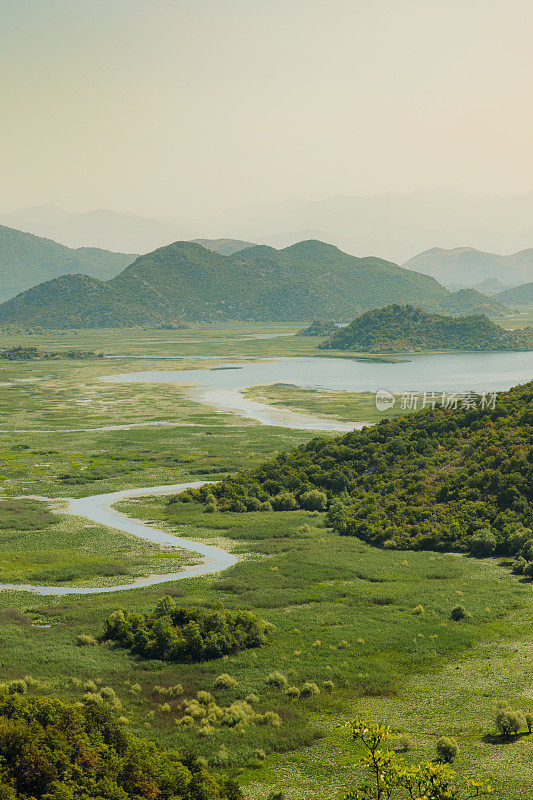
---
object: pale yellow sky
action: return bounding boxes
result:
[1,0,533,218]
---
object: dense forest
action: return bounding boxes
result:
[0,239,502,328]
[185,381,533,556]
[320,305,531,352]
[0,691,239,800]
[102,598,272,662]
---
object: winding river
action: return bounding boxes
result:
[0,482,236,596]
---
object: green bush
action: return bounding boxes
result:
[299,489,328,511]
[213,673,238,690]
[450,605,466,621]
[469,528,497,556]
[436,736,459,762]
[265,671,288,689]
[494,700,525,737]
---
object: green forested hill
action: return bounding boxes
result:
[438,287,508,317]
[495,280,533,305]
[0,224,136,301]
[319,305,530,352]
[0,239,502,328]
[189,380,533,555]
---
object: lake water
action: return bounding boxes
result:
[102,352,533,431]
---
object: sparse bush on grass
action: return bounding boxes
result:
[299,489,327,511]
[348,718,492,799]
[436,736,459,762]
[495,700,526,738]
[285,686,300,700]
[412,605,424,615]
[300,682,320,698]
[76,634,97,646]
[450,605,467,621]
[214,673,238,690]
[265,671,288,689]
[522,561,533,579]
[394,734,412,752]
[322,680,334,693]
[512,557,526,574]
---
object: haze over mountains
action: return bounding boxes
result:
[404,246,533,290]
[6,191,533,263]
[0,239,500,329]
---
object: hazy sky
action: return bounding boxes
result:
[2,0,533,218]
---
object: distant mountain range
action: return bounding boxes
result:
[0,207,178,254]
[6,192,533,263]
[0,239,502,329]
[319,304,530,353]
[404,246,533,290]
[0,224,136,302]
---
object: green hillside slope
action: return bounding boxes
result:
[319,305,530,352]
[495,281,533,305]
[189,380,533,555]
[0,224,136,301]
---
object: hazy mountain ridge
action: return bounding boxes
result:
[0,239,466,329]
[6,193,533,263]
[0,224,136,302]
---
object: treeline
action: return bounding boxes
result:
[0,345,102,360]
[102,597,272,662]
[183,381,533,556]
[0,691,239,800]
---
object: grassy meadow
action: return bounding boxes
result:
[0,324,531,798]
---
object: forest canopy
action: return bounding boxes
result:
[0,691,239,800]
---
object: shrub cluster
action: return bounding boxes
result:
[177,690,281,736]
[101,596,273,662]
